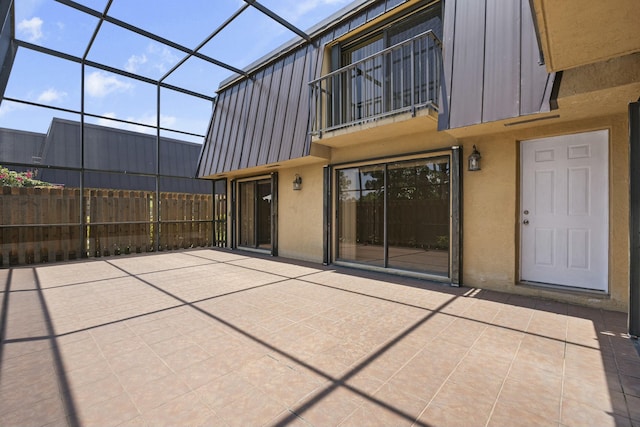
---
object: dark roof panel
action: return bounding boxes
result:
[239,68,266,170]
[482,0,520,122]
[268,52,296,164]
[0,128,45,164]
[283,46,310,161]
[247,64,275,169]
[443,0,554,129]
[257,59,285,166]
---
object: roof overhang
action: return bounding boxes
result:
[531,0,640,72]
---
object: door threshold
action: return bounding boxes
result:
[237,246,273,256]
[518,280,609,297]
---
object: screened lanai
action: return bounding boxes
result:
[0,0,355,266]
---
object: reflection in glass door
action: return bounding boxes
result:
[336,156,450,276]
[238,178,272,250]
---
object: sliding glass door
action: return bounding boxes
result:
[336,156,450,276]
[238,178,272,251]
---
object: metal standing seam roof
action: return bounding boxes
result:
[198,0,555,177]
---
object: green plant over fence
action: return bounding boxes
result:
[0,186,216,267]
[0,165,55,188]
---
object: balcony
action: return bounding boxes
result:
[310,30,442,137]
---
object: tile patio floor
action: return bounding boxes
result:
[1,249,639,427]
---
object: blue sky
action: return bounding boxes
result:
[0,0,352,143]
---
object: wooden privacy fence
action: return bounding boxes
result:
[0,186,216,267]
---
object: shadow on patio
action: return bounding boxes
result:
[1,248,639,426]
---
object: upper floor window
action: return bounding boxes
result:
[336,4,442,70]
[311,2,443,135]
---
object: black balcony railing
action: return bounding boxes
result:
[310,30,442,136]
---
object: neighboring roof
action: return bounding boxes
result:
[0,118,211,193]
[0,127,45,164]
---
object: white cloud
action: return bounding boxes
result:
[85,71,133,98]
[14,0,45,23]
[17,17,44,42]
[147,44,179,74]
[124,53,148,73]
[0,101,27,118]
[37,88,67,103]
[122,44,179,76]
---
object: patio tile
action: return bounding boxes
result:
[116,357,174,391]
[69,374,125,409]
[497,377,562,420]
[561,397,632,427]
[340,401,415,427]
[0,371,60,413]
[2,396,67,427]
[76,393,140,427]
[291,387,363,427]
[1,338,52,360]
[214,386,287,427]
[508,355,564,387]
[267,410,312,427]
[159,344,211,371]
[106,346,162,373]
[126,373,191,413]
[3,251,640,427]
[261,369,325,408]
[370,381,428,420]
[628,394,640,422]
[175,357,233,389]
[419,384,495,427]
[305,350,351,378]
[196,371,256,411]
[237,354,293,387]
[66,359,114,388]
[487,400,558,427]
[621,374,640,397]
[98,336,148,359]
[618,358,640,378]
[138,392,214,427]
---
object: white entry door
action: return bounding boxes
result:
[521,130,609,291]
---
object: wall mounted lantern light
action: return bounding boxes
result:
[293,174,302,190]
[468,145,481,171]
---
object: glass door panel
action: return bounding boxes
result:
[337,165,385,267]
[257,179,272,250]
[239,181,256,247]
[386,157,449,275]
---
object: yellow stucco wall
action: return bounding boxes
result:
[459,134,518,288]
[277,164,326,262]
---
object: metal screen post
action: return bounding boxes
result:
[322,166,331,265]
[629,99,640,338]
[451,146,462,286]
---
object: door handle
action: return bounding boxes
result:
[523,219,530,225]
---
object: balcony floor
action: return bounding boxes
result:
[1,249,639,426]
